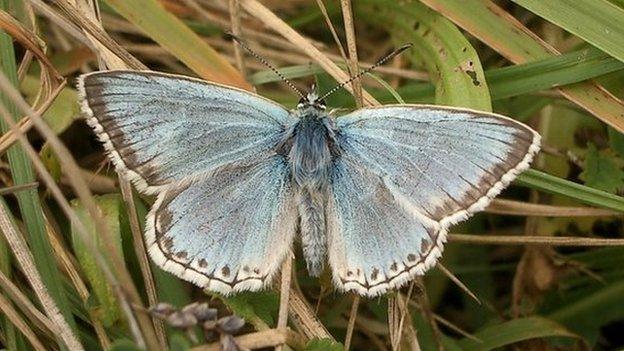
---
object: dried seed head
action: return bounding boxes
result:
[149,302,175,319]
[217,315,245,334]
[220,333,240,351]
[166,311,198,329]
[183,302,217,322]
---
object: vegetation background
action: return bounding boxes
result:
[0,0,624,350]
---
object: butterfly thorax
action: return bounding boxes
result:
[289,110,335,189]
[282,105,338,276]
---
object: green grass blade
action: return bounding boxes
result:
[379,47,623,103]
[103,0,250,89]
[70,195,124,328]
[0,0,77,338]
[512,0,624,64]
[458,316,579,351]
[548,280,624,344]
[21,75,79,135]
[517,169,624,212]
[420,0,624,133]
[486,47,623,99]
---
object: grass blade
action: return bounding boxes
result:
[420,0,624,133]
[512,0,624,64]
[486,47,624,99]
[0,0,77,338]
[458,316,579,351]
[104,0,250,89]
[374,47,624,103]
[517,169,624,212]
[548,280,624,343]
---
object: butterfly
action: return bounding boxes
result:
[77,68,540,297]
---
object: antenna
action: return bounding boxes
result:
[319,43,413,101]
[225,33,306,99]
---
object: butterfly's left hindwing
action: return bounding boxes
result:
[329,105,540,296]
[146,155,297,294]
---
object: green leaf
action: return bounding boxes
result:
[40,143,62,183]
[305,338,344,351]
[20,75,79,135]
[608,127,624,158]
[108,339,143,351]
[580,144,624,193]
[71,194,124,327]
[218,291,279,328]
[458,316,579,351]
[169,334,191,351]
[104,0,249,89]
[357,0,491,110]
[512,0,624,64]
[548,280,624,345]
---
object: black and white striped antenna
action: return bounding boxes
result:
[226,33,306,99]
[227,33,412,102]
[319,43,413,101]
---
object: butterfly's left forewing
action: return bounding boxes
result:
[78,70,294,194]
[329,105,540,296]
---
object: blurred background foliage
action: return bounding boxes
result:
[0,0,624,350]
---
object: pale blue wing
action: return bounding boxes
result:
[329,105,540,296]
[145,155,296,294]
[336,105,540,226]
[327,157,443,297]
[78,70,294,194]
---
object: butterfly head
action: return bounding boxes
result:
[297,84,326,111]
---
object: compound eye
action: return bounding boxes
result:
[317,99,327,108]
[298,97,306,105]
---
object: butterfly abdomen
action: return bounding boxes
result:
[287,113,337,276]
[297,189,326,276]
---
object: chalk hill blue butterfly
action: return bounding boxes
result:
[78,70,540,297]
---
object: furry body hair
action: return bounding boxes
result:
[283,106,338,276]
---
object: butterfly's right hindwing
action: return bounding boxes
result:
[78,70,294,193]
[327,157,443,297]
